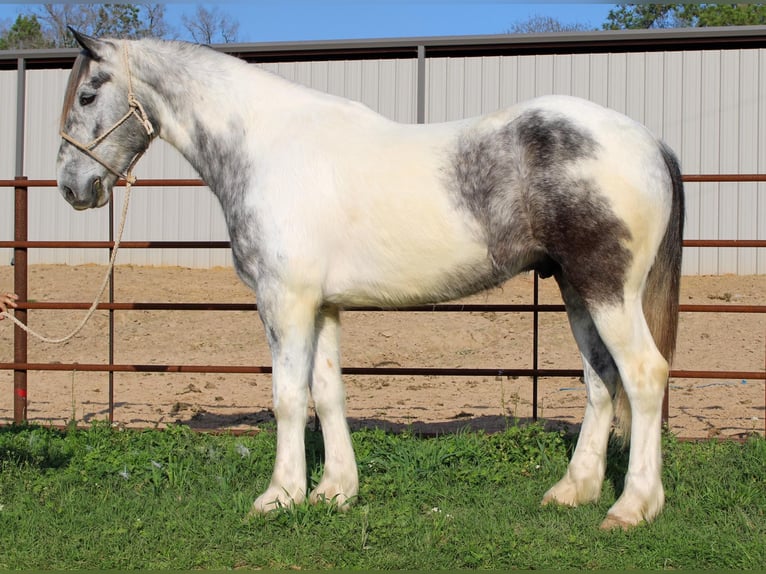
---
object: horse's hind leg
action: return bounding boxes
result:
[543,277,620,507]
[308,306,358,509]
[589,298,668,529]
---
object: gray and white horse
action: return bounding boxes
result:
[57,31,683,529]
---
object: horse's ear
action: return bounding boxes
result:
[68,27,111,61]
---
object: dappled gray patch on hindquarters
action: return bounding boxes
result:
[448,108,632,305]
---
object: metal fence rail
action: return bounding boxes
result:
[2,175,765,435]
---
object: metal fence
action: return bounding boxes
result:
[1,174,764,436]
[3,27,766,274]
[1,27,765,434]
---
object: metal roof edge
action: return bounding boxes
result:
[0,25,764,66]
[213,25,766,55]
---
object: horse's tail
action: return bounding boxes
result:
[614,141,685,441]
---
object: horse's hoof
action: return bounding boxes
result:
[542,478,578,507]
[249,486,304,515]
[542,488,578,508]
[309,484,356,511]
[542,479,601,508]
[599,513,641,531]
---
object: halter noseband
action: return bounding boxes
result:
[60,42,155,184]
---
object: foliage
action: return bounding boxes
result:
[694,3,766,26]
[90,4,157,39]
[0,14,53,50]
[603,4,690,29]
[604,3,766,29]
[0,3,237,49]
[0,421,763,570]
[22,3,168,48]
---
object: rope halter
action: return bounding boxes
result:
[1,40,156,343]
[59,41,156,184]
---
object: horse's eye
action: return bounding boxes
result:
[79,93,96,106]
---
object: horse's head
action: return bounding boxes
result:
[57,29,155,210]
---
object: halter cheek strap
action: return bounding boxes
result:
[60,42,156,184]
[4,42,154,343]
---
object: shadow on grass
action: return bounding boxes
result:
[180,407,583,437]
[0,423,72,469]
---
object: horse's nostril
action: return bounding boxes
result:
[62,185,75,204]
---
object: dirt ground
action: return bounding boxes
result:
[1,265,764,439]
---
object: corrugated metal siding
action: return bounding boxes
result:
[426,50,766,275]
[0,70,17,265]
[24,69,110,265]
[259,58,417,123]
[760,51,766,274]
[12,58,418,268]
[116,141,230,269]
[3,49,764,274]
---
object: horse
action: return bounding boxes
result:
[56,30,684,530]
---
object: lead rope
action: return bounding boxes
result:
[1,178,133,343]
[1,42,153,343]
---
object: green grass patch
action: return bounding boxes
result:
[0,421,763,570]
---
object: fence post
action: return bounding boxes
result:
[13,177,28,423]
[108,198,115,423]
[416,45,426,124]
[532,271,539,421]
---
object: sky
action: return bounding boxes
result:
[0,2,619,43]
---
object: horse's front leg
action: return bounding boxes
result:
[251,287,319,514]
[309,306,358,509]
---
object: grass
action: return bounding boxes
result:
[0,421,763,570]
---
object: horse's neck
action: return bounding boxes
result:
[132,43,293,195]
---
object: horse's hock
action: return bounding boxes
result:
[1,265,763,439]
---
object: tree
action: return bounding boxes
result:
[603,3,766,29]
[603,4,686,29]
[142,4,170,39]
[0,4,170,49]
[509,15,594,34]
[181,5,239,45]
[695,4,766,26]
[0,14,53,50]
[45,3,169,45]
[92,4,148,38]
[0,3,243,49]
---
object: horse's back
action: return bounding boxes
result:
[254,93,673,309]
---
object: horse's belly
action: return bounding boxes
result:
[322,229,498,307]
[316,141,515,306]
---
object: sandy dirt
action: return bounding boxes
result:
[1,265,764,439]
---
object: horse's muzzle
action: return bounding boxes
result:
[60,177,107,210]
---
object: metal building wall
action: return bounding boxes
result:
[3,57,418,268]
[425,50,766,275]
[2,44,764,274]
[16,68,229,268]
[260,58,417,123]
[0,69,17,265]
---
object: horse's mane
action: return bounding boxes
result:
[60,53,91,131]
